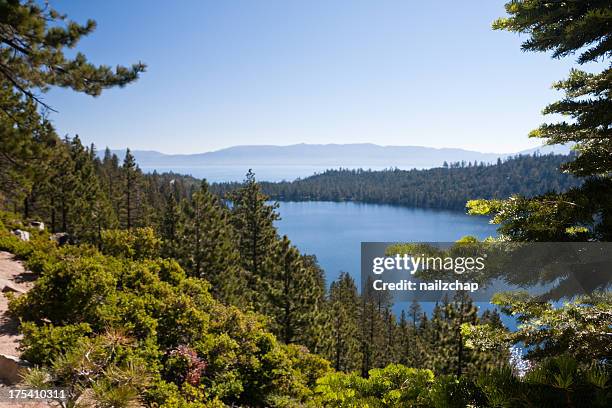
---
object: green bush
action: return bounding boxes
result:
[19,322,92,365]
[0,228,57,261]
[11,254,118,327]
[23,330,152,407]
[0,210,23,231]
[101,227,161,260]
[314,365,435,407]
[427,375,484,408]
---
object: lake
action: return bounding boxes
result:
[274,201,497,285]
[274,201,506,320]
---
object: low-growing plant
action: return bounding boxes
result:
[19,322,92,365]
[101,227,162,260]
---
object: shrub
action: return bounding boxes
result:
[0,210,23,231]
[427,375,485,408]
[10,254,118,326]
[23,330,151,407]
[19,322,92,365]
[101,227,161,260]
[314,365,435,407]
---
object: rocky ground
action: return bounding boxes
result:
[0,251,35,357]
[0,252,54,407]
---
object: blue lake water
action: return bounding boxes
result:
[274,201,497,285]
[273,201,509,322]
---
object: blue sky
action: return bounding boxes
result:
[45,0,577,154]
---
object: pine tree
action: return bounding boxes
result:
[397,311,411,366]
[380,306,399,368]
[177,181,247,307]
[469,1,612,241]
[0,1,144,111]
[99,148,123,221]
[160,191,180,258]
[397,303,423,368]
[297,254,327,354]
[323,272,361,372]
[0,1,144,214]
[263,236,321,344]
[45,140,76,232]
[228,170,279,297]
[424,292,506,377]
[0,82,59,216]
[66,137,116,243]
[29,137,115,242]
[121,149,144,229]
[408,299,422,328]
[403,311,430,370]
[443,292,480,377]
[424,301,445,373]
[359,277,392,376]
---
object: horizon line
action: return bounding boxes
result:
[98,141,553,157]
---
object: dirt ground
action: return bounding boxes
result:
[0,251,36,357]
[0,252,55,407]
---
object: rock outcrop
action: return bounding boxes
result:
[10,230,29,242]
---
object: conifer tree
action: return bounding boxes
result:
[66,137,115,243]
[359,278,392,376]
[442,292,480,377]
[397,311,411,366]
[29,137,114,241]
[480,308,504,329]
[380,306,399,368]
[397,307,422,368]
[469,0,612,241]
[0,82,58,215]
[44,140,75,232]
[424,292,506,377]
[99,148,123,219]
[297,254,327,354]
[408,299,422,328]
[264,237,326,346]
[121,149,144,229]
[228,170,279,294]
[178,181,247,307]
[0,1,145,216]
[0,0,145,111]
[424,301,445,373]
[141,171,166,229]
[323,272,361,372]
[160,192,180,258]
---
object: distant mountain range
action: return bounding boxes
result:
[100,143,572,169]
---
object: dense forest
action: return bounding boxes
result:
[0,1,610,407]
[212,154,580,210]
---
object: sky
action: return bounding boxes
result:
[45,0,578,154]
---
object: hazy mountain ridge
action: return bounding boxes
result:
[100,143,572,169]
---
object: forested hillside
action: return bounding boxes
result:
[213,154,580,210]
[5,222,608,407]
